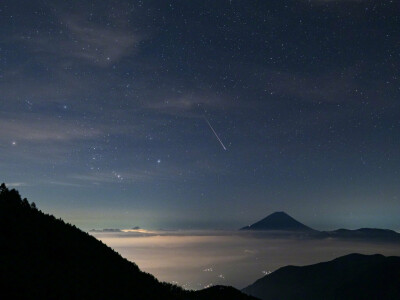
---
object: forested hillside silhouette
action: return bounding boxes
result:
[243,253,400,300]
[0,184,256,300]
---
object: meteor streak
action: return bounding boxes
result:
[204,117,227,151]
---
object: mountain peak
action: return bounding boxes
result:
[269,211,290,217]
[240,211,314,231]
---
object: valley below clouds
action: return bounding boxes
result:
[92,231,400,290]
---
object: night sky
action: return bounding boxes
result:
[1,0,399,231]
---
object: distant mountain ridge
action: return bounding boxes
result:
[243,253,400,300]
[322,228,400,241]
[90,228,122,232]
[240,211,315,232]
[241,211,400,242]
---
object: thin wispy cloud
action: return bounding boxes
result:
[60,16,142,66]
[0,116,102,142]
[261,69,358,104]
[19,12,143,67]
[5,182,29,188]
[70,170,155,184]
[144,94,228,117]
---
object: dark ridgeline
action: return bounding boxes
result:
[195,286,258,299]
[0,184,257,300]
[322,228,400,242]
[242,253,400,300]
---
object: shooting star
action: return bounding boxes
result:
[204,117,227,151]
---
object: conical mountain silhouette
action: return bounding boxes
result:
[240,211,314,231]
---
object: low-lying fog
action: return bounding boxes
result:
[91,230,400,290]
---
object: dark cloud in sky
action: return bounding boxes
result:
[1,0,399,230]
